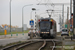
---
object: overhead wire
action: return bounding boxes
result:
[36,0,56,18]
[44,0,50,8]
[36,0,42,4]
[44,0,55,16]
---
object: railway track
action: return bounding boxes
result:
[1,40,62,50]
[1,41,31,50]
[16,41,44,50]
[38,40,55,50]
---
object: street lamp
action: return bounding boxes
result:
[30,8,36,19]
[22,4,33,32]
[32,8,36,10]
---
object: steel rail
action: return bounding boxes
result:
[52,40,55,50]
[38,40,46,50]
[16,41,39,50]
[38,40,56,50]
[1,41,31,50]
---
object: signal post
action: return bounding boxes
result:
[30,19,34,39]
[4,26,7,37]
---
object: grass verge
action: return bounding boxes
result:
[0,30,29,35]
[64,45,75,50]
[0,41,23,49]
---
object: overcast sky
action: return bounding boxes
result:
[0,0,70,31]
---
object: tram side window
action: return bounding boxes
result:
[39,22,40,26]
[50,22,52,29]
[54,23,56,29]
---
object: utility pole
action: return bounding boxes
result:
[35,11,36,31]
[67,7,69,30]
[70,0,72,28]
[22,4,33,32]
[59,14,61,31]
[73,0,75,38]
[62,4,64,28]
[10,0,12,36]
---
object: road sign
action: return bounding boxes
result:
[31,25,34,29]
[30,20,34,25]
[4,29,7,35]
[31,25,33,27]
[70,25,72,27]
[65,24,67,28]
[4,26,6,29]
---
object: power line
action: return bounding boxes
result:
[36,0,42,4]
[37,3,70,5]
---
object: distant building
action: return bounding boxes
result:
[65,17,73,28]
[23,24,27,30]
[69,18,73,26]
[0,26,4,32]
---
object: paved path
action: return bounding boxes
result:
[0,33,29,46]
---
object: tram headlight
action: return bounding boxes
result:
[41,32,43,33]
[41,32,49,33]
[46,32,49,33]
[47,32,49,33]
